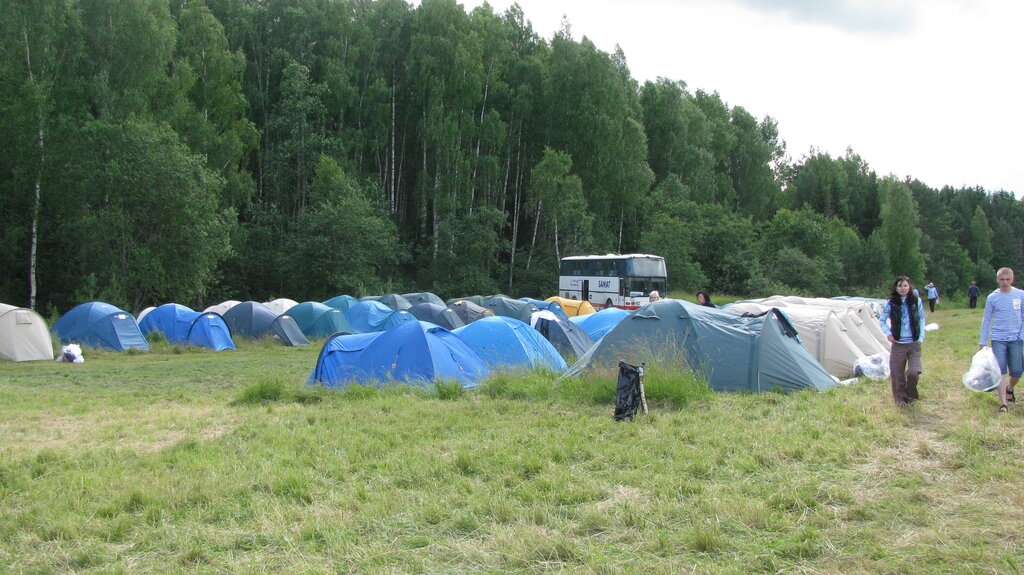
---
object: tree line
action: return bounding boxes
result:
[2,0,1020,315]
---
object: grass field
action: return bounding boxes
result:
[2,307,1023,574]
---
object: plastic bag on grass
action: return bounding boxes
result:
[962,346,1001,392]
[854,352,889,379]
[55,343,84,364]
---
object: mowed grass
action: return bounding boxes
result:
[1,309,1023,574]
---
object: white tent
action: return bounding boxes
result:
[750,296,890,350]
[204,300,241,315]
[726,302,866,378]
[136,306,155,324]
[263,298,299,315]
[0,303,54,362]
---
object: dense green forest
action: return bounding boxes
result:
[2,0,1021,315]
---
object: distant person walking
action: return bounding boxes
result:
[925,282,939,313]
[968,281,980,309]
[978,267,1024,413]
[881,276,926,406]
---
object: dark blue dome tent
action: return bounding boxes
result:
[308,321,488,388]
[408,302,466,331]
[51,302,150,351]
[222,301,310,346]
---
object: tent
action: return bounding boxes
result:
[308,321,488,388]
[546,296,597,317]
[725,302,866,378]
[483,296,537,323]
[345,300,418,333]
[569,307,630,340]
[360,294,413,311]
[222,301,310,346]
[446,295,485,306]
[263,298,299,315]
[521,298,570,321]
[403,292,446,307]
[453,316,568,373]
[748,297,890,350]
[136,306,155,324]
[566,300,837,393]
[448,300,495,324]
[138,304,236,350]
[408,302,466,331]
[323,295,359,312]
[51,302,150,351]
[287,302,353,338]
[203,300,241,315]
[531,310,595,360]
[0,303,53,361]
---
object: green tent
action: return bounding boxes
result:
[566,300,837,393]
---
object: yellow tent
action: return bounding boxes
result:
[545,296,596,317]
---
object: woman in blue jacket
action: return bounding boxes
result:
[880,276,926,405]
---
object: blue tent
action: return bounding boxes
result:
[345,300,418,333]
[288,301,353,338]
[453,316,568,373]
[222,301,310,346]
[521,298,570,321]
[52,302,150,351]
[138,304,236,350]
[322,295,359,312]
[308,321,489,388]
[566,300,837,393]
[569,307,630,340]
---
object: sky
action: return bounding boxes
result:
[456,0,1024,196]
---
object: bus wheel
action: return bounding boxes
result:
[605,299,614,310]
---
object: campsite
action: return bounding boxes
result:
[1,301,1022,573]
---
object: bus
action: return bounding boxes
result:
[558,254,668,310]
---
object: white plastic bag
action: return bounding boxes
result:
[925,323,939,332]
[962,346,1001,392]
[55,343,84,364]
[854,352,890,380]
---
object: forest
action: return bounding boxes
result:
[2,0,1021,315]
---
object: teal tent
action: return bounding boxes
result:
[288,302,353,338]
[566,300,837,393]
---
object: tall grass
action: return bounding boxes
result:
[1,308,1022,574]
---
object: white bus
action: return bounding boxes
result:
[558,254,668,310]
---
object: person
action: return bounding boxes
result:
[880,276,926,406]
[649,290,661,302]
[968,281,980,309]
[925,282,939,313]
[978,267,1024,413]
[695,291,715,307]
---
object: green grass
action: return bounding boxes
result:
[1,309,1023,573]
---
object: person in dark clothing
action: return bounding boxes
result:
[880,276,926,406]
[968,281,980,309]
[695,291,715,308]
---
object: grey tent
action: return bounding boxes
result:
[531,311,595,361]
[403,292,446,307]
[446,295,485,306]
[483,296,537,323]
[408,303,466,330]
[448,300,495,324]
[566,300,838,393]
[222,301,310,346]
[361,294,413,311]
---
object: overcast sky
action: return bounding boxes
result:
[457,0,1023,196]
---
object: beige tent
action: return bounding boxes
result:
[726,302,866,378]
[204,300,241,315]
[0,303,54,362]
[750,296,890,350]
[263,298,299,315]
[136,306,155,324]
[545,296,597,317]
